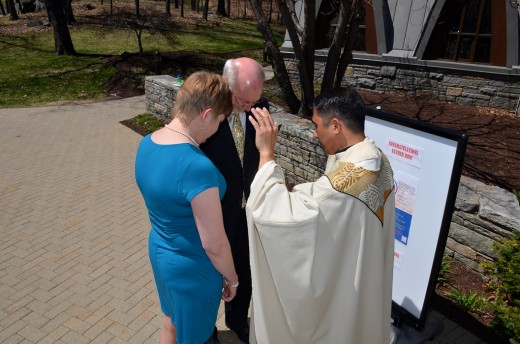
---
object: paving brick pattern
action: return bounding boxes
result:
[0,97,159,343]
[0,96,486,344]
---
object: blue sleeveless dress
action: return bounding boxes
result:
[135,134,226,344]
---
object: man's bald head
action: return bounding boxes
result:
[223,57,265,112]
[223,58,265,89]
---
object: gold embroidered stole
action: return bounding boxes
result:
[325,154,393,223]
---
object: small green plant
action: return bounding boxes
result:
[437,253,452,285]
[445,286,487,314]
[512,189,520,204]
[132,113,165,134]
[482,231,520,343]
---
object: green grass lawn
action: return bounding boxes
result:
[0,16,282,108]
[0,32,116,107]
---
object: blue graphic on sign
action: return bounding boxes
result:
[395,208,412,245]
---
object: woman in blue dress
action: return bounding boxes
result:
[135,71,239,344]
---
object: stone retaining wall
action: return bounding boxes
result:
[283,59,520,114]
[145,75,520,274]
[144,75,181,121]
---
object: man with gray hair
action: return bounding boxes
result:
[201,57,268,344]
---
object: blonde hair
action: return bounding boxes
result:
[172,71,233,124]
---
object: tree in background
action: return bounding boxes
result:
[0,0,6,16]
[321,0,363,91]
[6,0,19,20]
[250,0,300,114]
[165,0,171,16]
[251,0,363,117]
[45,0,76,54]
[202,0,209,19]
[109,6,178,56]
[216,0,227,16]
[64,0,75,23]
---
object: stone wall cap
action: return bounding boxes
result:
[479,186,520,231]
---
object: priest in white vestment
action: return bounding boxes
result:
[245,87,396,344]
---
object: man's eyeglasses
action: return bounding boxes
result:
[233,93,261,107]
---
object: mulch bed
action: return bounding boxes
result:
[361,91,520,192]
[433,259,500,343]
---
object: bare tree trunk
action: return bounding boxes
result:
[226,0,230,17]
[249,0,361,117]
[7,0,19,20]
[321,0,350,91]
[202,0,209,19]
[320,0,363,91]
[216,0,227,16]
[135,0,139,18]
[166,0,171,16]
[136,27,143,55]
[276,0,314,117]
[174,0,178,9]
[299,0,315,117]
[249,0,301,114]
[268,0,273,23]
[0,0,6,15]
[64,0,75,24]
[45,0,76,55]
[335,2,363,88]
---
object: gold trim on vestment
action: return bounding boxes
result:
[326,154,394,224]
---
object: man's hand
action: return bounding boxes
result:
[249,107,278,167]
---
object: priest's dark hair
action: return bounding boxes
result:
[313,86,366,134]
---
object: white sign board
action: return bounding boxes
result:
[365,109,468,329]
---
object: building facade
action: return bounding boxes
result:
[281,0,520,112]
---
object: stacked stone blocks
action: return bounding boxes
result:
[285,59,520,113]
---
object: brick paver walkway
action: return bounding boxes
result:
[1,97,160,343]
[0,96,486,344]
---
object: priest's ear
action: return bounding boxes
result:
[330,117,342,134]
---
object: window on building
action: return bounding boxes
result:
[424,0,506,66]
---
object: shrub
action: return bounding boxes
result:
[482,231,520,343]
[490,298,520,344]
